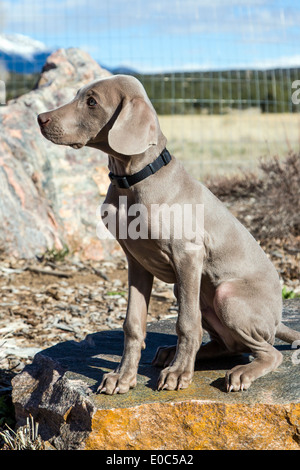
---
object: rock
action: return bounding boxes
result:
[11,299,300,450]
[12,354,94,449]
[92,166,111,197]
[0,48,115,259]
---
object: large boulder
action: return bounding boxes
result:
[0,48,116,259]
[11,300,300,450]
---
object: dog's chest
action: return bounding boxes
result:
[121,237,177,284]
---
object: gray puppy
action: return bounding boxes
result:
[38,74,300,395]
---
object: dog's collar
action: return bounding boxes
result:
[108,148,172,189]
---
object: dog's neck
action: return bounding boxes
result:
[108,150,158,176]
[107,138,167,177]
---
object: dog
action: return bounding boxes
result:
[38,74,300,394]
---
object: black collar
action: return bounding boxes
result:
[108,148,172,189]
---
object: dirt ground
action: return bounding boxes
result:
[0,242,298,377]
[0,256,177,373]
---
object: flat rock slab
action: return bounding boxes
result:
[12,299,300,450]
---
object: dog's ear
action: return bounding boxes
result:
[108,97,158,155]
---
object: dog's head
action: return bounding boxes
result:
[38,75,161,156]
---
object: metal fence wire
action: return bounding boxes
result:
[0,0,300,177]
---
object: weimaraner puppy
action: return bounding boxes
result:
[38,75,300,394]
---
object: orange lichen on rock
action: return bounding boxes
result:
[84,401,300,450]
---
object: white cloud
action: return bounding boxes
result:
[248,55,300,69]
[134,55,300,74]
[1,0,300,72]
[2,0,299,37]
[117,61,217,74]
[0,33,49,58]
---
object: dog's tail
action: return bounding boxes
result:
[275,322,300,344]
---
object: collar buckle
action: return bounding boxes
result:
[109,173,130,189]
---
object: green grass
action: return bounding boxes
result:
[282,286,300,299]
[106,291,127,297]
[40,245,70,262]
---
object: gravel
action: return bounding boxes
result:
[0,256,176,374]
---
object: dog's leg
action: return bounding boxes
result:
[214,279,283,391]
[98,257,153,394]
[153,339,231,368]
[157,253,203,391]
[152,345,176,368]
[152,283,232,368]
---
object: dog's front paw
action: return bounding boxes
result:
[97,371,137,395]
[157,366,193,391]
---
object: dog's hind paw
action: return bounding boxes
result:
[225,365,254,392]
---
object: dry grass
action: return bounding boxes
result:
[206,153,300,240]
[0,416,44,450]
[159,111,300,178]
[205,153,300,287]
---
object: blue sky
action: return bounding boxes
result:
[1,0,300,72]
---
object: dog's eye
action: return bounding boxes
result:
[87,97,97,107]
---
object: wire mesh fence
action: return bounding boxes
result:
[1,0,300,177]
[137,69,300,115]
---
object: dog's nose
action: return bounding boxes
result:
[37,113,51,128]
